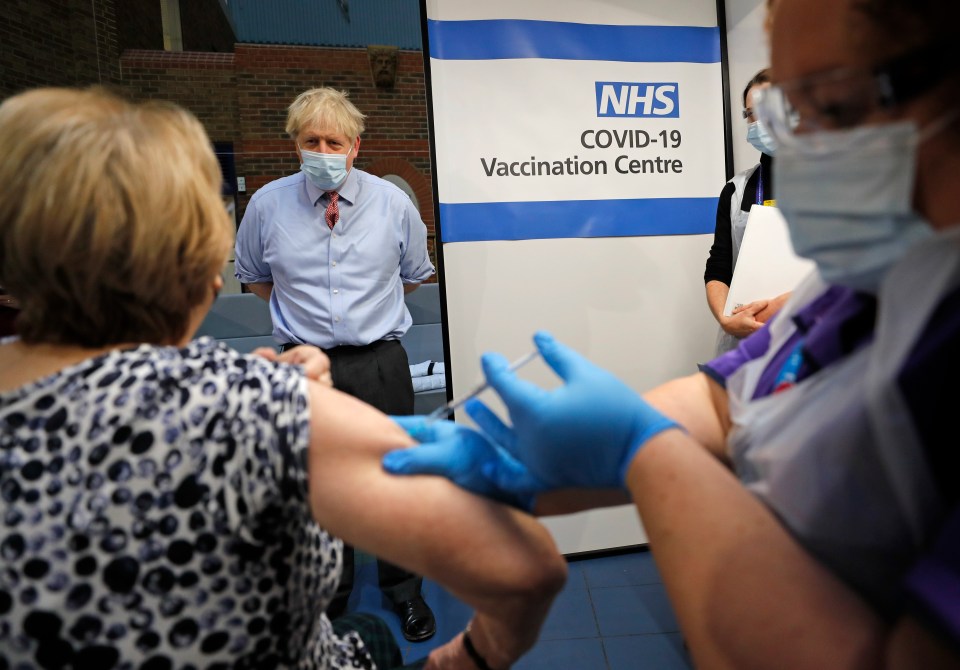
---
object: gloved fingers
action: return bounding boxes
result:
[480,351,546,411]
[532,330,594,383]
[482,448,541,490]
[382,440,466,476]
[391,414,429,440]
[481,458,538,512]
[464,399,514,450]
[390,415,457,443]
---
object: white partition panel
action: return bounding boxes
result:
[423,0,729,553]
[442,236,717,552]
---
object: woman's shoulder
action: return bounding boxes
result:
[1,338,304,413]
[137,338,301,384]
[159,339,310,415]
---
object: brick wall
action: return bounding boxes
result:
[231,44,436,262]
[1,2,437,275]
[118,50,238,144]
[0,0,119,98]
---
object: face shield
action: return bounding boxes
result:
[754,41,954,156]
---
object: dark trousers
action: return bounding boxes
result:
[283,339,422,612]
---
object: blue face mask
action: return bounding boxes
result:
[747,120,777,156]
[775,120,932,294]
[300,147,351,191]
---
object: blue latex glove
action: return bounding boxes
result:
[468,331,680,489]
[384,415,547,511]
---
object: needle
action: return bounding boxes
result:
[424,350,539,424]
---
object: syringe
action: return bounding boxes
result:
[424,350,539,424]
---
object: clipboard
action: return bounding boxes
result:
[723,205,816,316]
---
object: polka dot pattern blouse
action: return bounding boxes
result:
[0,338,375,669]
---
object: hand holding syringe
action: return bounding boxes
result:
[424,350,540,424]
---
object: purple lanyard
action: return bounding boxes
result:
[756,167,764,205]
[773,339,805,393]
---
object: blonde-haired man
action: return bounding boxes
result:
[234,87,436,641]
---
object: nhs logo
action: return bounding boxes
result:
[595,82,679,118]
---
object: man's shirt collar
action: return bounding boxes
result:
[303,167,359,207]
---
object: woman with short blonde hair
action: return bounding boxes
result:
[0,88,232,347]
[0,87,565,669]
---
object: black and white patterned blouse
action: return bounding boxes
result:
[0,338,375,669]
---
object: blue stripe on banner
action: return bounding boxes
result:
[427,19,720,63]
[438,198,718,243]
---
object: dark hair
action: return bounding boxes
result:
[853,0,960,51]
[742,69,771,107]
[852,1,959,112]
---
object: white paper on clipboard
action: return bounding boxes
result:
[723,205,817,316]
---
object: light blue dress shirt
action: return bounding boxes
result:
[234,169,435,349]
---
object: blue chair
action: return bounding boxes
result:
[194,293,277,354]
[400,284,447,415]
[196,287,447,415]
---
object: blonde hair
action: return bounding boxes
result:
[0,87,233,346]
[285,87,366,142]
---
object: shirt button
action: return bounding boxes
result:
[332,262,337,267]
[335,317,341,323]
[333,289,339,294]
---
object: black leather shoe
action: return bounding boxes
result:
[394,595,436,642]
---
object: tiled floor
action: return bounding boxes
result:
[347,547,694,669]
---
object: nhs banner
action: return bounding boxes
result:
[423,0,729,242]
[595,83,680,118]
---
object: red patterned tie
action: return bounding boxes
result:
[325,191,339,230]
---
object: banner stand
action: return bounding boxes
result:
[420,0,731,555]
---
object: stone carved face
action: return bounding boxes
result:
[368,45,399,88]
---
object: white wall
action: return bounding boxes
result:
[724,0,770,174]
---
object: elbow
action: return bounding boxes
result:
[540,551,568,594]
[481,541,567,608]
[544,553,569,596]
[497,552,568,652]
[514,550,568,604]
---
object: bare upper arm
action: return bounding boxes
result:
[302,382,566,608]
[644,372,731,464]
